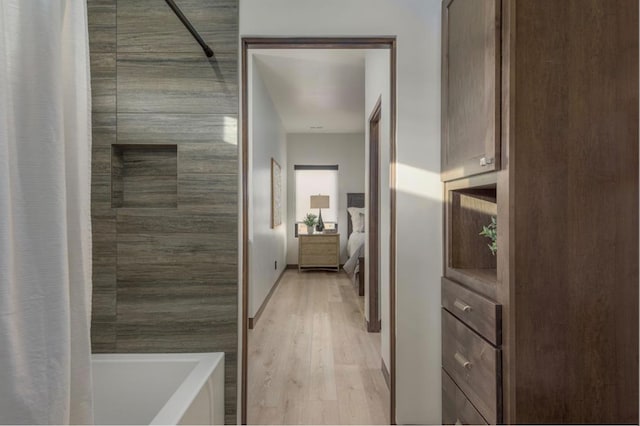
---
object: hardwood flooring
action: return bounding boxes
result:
[248,270,390,425]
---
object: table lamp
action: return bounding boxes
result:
[310,195,330,232]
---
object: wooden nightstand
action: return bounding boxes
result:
[298,233,340,272]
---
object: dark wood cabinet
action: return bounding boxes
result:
[441,0,638,424]
[441,0,501,182]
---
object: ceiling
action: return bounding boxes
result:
[252,49,366,133]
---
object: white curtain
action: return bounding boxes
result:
[0,1,93,424]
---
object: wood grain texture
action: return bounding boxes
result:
[116,0,237,55]
[89,1,239,422]
[116,210,236,234]
[117,113,237,145]
[248,271,389,425]
[442,277,501,345]
[298,234,340,271]
[177,173,238,212]
[442,0,501,181]
[442,310,501,424]
[368,98,381,333]
[90,53,116,113]
[442,370,488,425]
[117,52,238,114]
[507,0,639,423]
[111,145,178,208]
[444,174,498,300]
[88,0,116,53]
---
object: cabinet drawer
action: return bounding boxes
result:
[442,277,501,345]
[299,235,337,244]
[300,243,337,256]
[300,254,338,266]
[442,310,501,424]
[443,370,488,425]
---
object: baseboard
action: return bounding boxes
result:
[248,268,287,329]
[366,319,381,333]
[287,264,345,271]
[381,359,390,390]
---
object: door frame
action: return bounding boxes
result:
[367,95,382,332]
[241,37,397,424]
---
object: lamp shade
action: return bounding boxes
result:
[310,195,330,209]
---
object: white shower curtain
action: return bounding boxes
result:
[0,1,93,424]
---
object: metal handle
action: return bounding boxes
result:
[480,157,494,167]
[454,352,472,370]
[453,299,472,313]
[455,419,462,425]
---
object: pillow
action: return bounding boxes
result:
[347,207,365,232]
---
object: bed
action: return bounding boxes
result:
[343,193,365,296]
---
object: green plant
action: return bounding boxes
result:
[302,213,318,227]
[479,216,497,256]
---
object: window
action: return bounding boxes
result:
[294,165,338,233]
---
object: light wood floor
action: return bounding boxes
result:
[248,270,390,425]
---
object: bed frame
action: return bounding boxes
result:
[347,193,365,296]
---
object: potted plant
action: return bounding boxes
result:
[302,213,318,234]
[480,216,497,256]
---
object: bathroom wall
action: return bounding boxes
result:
[88,1,238,423]
[248,58,288,319]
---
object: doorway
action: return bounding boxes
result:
[368,96,382,333]
[241,37,397,425]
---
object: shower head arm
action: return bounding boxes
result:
[164,0,214,58]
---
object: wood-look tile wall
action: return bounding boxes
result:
[88,1,238,423]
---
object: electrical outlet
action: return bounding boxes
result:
[275,260,277,270]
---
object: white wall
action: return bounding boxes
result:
[364,49,391,373]
[248,57,288,318]
[240,2,443,423]
[286,133,365,265]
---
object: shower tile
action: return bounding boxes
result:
[111,145,178,208]
[91,174,113,214]
[177,173,238,211]
[91,322,116,353]
[116,52,238,114]
[92,145,112,176]
[117,0,238,55]
[116,294,237,323]
[223,355,238,424]
[116,263,236,285]
[92,113,116,147]
[92,263,116,323]
[92,232,116,267]
[88,0,116,53]
[179,143,238,174]
[90,53,116,113]
[116,233,237,266]
[92,214,116,234]
[116,113,237,145]
[114,319,237,353]
[116,210,236,234]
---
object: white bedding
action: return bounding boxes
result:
[343,231,365,276]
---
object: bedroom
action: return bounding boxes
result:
[245,46,393,424]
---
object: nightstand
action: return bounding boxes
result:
[298,233,340,272]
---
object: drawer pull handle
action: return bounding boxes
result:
[453,299,472,313]
[455,419,462,425]
[454,352,472,370]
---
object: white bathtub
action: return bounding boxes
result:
[92,353,224,425]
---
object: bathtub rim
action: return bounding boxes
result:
[92,352,225,425]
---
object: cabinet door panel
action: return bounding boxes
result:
[442,0,500,181]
